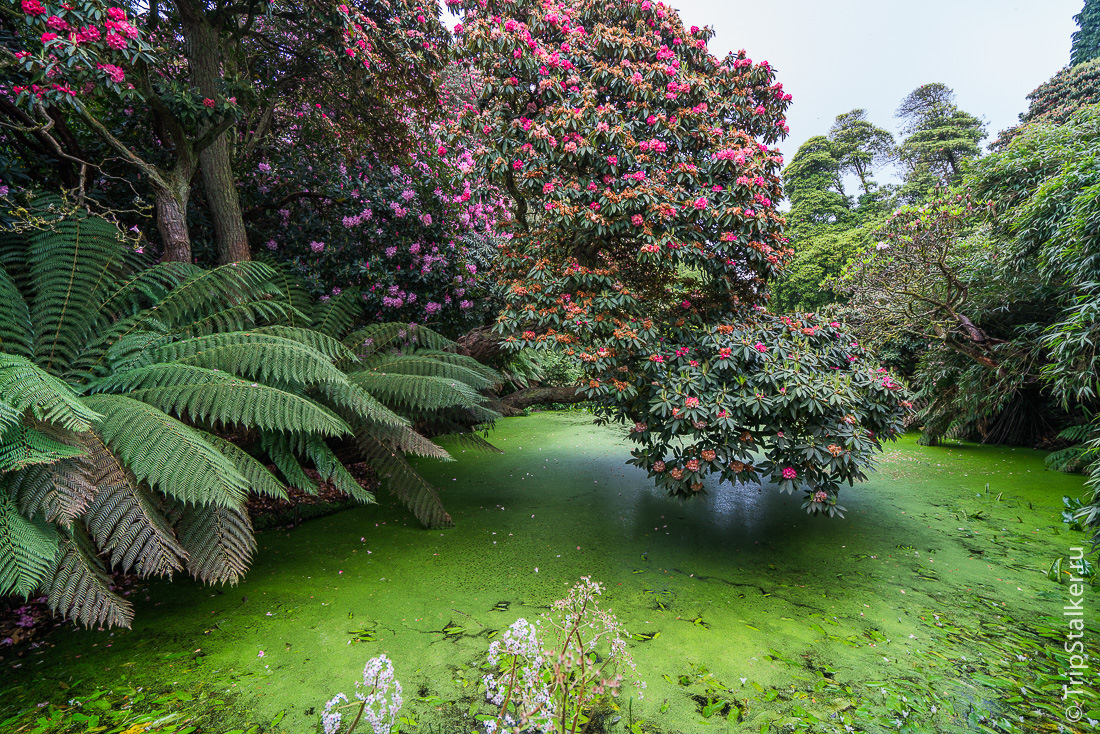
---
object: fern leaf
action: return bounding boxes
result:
[139,261,284,329]
[249,326,359,364]
[84,477,186,578]
[0,266,32,359]
[206,435,288,500]
[143,333,348,387]
[345,322,457,357]
[168,300,302,338]
[11,454,96,525]
[82,394,249,507]
[98,262,198,317]
[259,433,318,493]
[299,435,376,504]
[0,424,86,472]
[349,371,489,414]
[27,216,135,374]
[0,488,58,597]
[172,502,255,585]
[317,379,409,429]
[0,352,100,431]
[355,433,452,528]
[364,352,500,390]
[46,527,133,628]
[368,423,452,460]
[86,364,351,437]
[312,290,365,339]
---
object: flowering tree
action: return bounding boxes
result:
[240,61,509,334]
[0,0,449,263]
[447,0,909,513]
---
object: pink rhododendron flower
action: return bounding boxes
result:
[782,467,797,479]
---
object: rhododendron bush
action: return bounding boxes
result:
[239,62,508,335]
[448,0,909,511]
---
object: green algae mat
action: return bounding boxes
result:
[1,412,1097,733]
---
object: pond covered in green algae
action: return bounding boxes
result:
[2,411,1098,733]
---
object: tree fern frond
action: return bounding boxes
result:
[345,322,457,357]
[369,423,452,460]
[168,300,303,338]
[84,476,186,578]
[206,435,288,500]
[317,380,410,429]
[299,435,375,504]
[259,433,317,493]
[144,333,348,387]
[27,216,136,374]
[0,267,32,359]
[254,256,319,329]
[138,261,284,330]
[86,364,352,437]
[0,424,86,473]
[0,488,58,598]
[312,290,365,339]
[99,262,198,318]
[172,502,255,585]
[348,371,489,414]
[249,326,360,364]
[0,352,100,431]
[364,352,500,390]
[11,453,96,525]
[355,434,452,528]
[82,395,249,507]
[46,527,133,628]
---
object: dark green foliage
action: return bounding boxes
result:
[0,199,500,626]
[896,84,986,192]
[828,109,895,196]
[782,136,851,231]
[1072,0,1100,66]
[770,227,870,312]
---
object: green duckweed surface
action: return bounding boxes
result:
[2,411,1097,733]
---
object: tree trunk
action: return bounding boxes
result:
[155,181,192,263]
[180,3,250,264]
[499,385,584,415]
[201,138,251,263]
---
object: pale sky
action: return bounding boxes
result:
[444,0,1083,184]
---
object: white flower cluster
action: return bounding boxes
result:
[483,618,556,734]
[356,655,404,734]
[319,655,403,734]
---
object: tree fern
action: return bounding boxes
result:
[350,372,489,414]
[355,433,453,528]
[366,351,500,390]
[47,529,133,628]
[0,268,32,359]
[0,489,58,597]
[205,435,288,500]
[84,479,186,578]
[1,202,501,627]
[87,365,352,437]
[346,322,458,357]
[0,424,86,473]
[82,394,249,508]
[143,334,351,387]
[172,502,255,585]
[0,353,99,431]
[10,455,96,526]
